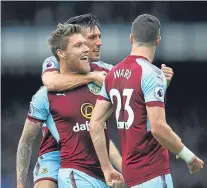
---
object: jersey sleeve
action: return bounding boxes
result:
[27,86,50,123]
[42,56,59,74]
[97,77,110,101]
[141,68,166,108]
[104,63,114,71]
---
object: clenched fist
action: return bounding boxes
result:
[161,64,174,87]
[187,156,204,174]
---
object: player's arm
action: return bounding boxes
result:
[42,56,105,91]
[109,140,122,172]
[147,106,184,154]
[43,71,106,91]
[90,79,124,184]
[143,69,203,173]
[16,87,49,188]
[146,106,204,173]
[89,77,114,170]
[89,99,114,170]
[16,119,42,188]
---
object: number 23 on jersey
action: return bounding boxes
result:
[109,89,134,129]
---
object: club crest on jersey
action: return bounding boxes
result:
[154,86,164,101]
[40,168,48,174]
[44,59,56,69]
[87,83,101,95]
[81,103,94,119]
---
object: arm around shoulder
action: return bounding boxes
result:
[42,71,105,91]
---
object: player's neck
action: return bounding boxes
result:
[59,60,74,74]
[130,45,156,63]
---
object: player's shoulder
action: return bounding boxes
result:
[91,60,113,71]
[42,56,59,73]
[31,86,48,102]
[35,86,48,95]
[29,86,50,118]
[136,57,162,77]
[107,57,130,74]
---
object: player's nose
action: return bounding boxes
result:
[96,38,102,47]
[83,44,90,52]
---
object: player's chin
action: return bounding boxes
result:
[80,64,91,74]
[91,54,100,62]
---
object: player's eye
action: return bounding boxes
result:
[89,35,96,40]
[75,43,82,47]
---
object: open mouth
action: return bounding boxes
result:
[80,55,88,62]
[94,49,100,53]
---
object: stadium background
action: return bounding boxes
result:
[1,1,207,188]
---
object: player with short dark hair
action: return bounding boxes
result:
[131,14,160,45]
[89,14,204,188]
[66,13,101,30]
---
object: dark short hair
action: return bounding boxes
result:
[48,23,82,59]
[131,14,160,45]
[66,13,100,30]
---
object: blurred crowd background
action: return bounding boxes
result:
[1,1,207,188]
[2,1,207,25]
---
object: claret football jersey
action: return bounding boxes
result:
[98,55,170,186]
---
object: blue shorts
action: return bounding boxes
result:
[58,168,109,188]
[131,174,173,188]
[33,151,60,185]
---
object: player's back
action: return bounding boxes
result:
[105,55,170,186]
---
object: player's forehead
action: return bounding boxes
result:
[83,26,101,38]
[68,33,86,45]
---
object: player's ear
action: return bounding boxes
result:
[130,34,133,45]
[156,36,161,46]
[57,49,66,59]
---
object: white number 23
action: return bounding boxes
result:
[109,89,134,129]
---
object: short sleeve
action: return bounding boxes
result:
[27,86,50,122]
[141,67,167,107]
[42,56,59,74]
